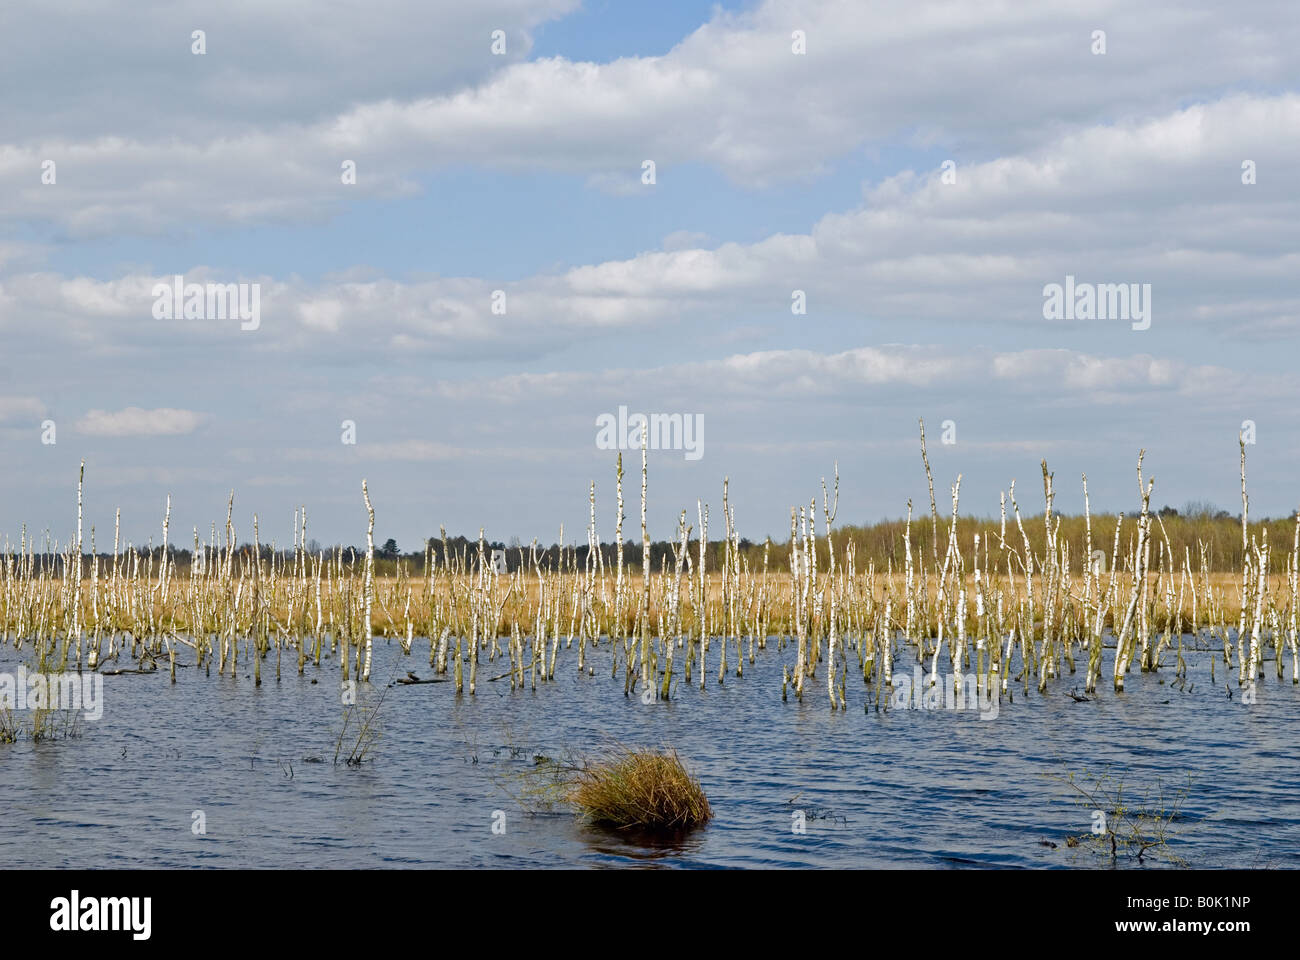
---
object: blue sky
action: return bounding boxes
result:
[2,0,1299,550]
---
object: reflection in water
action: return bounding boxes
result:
[578,821,708,866]
[1,640,1297,868]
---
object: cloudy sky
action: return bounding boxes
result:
[2,0,1298,550]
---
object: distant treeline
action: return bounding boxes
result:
[816,507,1298,575]
[10,505,1297,576]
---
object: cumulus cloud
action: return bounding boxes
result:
[0,92,1296,404]
[441,345,1235,403]
[4,1,1299,235]
[0,89,1293,443]
[0,0,579,140]
[76,407,206,437]
[3,1,1299,538]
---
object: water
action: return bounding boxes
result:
[2,639,1297,868]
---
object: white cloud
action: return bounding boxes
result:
[0,396,46,423]
[2,94,1298,368]
[3,3,1300,535]
[5,1,1299,235]
[76,407,206,437]
[0,0,579,140]
[433,344,1240,403]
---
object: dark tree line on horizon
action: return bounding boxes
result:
[7,502,1298,576]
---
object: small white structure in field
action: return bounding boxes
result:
[491,549,507,574]
[1091,549,1107,576]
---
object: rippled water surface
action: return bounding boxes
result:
[3,639,1297,868]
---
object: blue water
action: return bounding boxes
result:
[1,637,1295,868]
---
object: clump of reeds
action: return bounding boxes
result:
[567,746,712,830]
[0,708,18,744]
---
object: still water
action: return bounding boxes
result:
[2,639,1296,868]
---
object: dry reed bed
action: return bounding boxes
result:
[3,424,1297,708]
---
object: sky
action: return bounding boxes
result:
[2,0,1299,552]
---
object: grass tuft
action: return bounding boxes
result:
[568,746,711,830]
